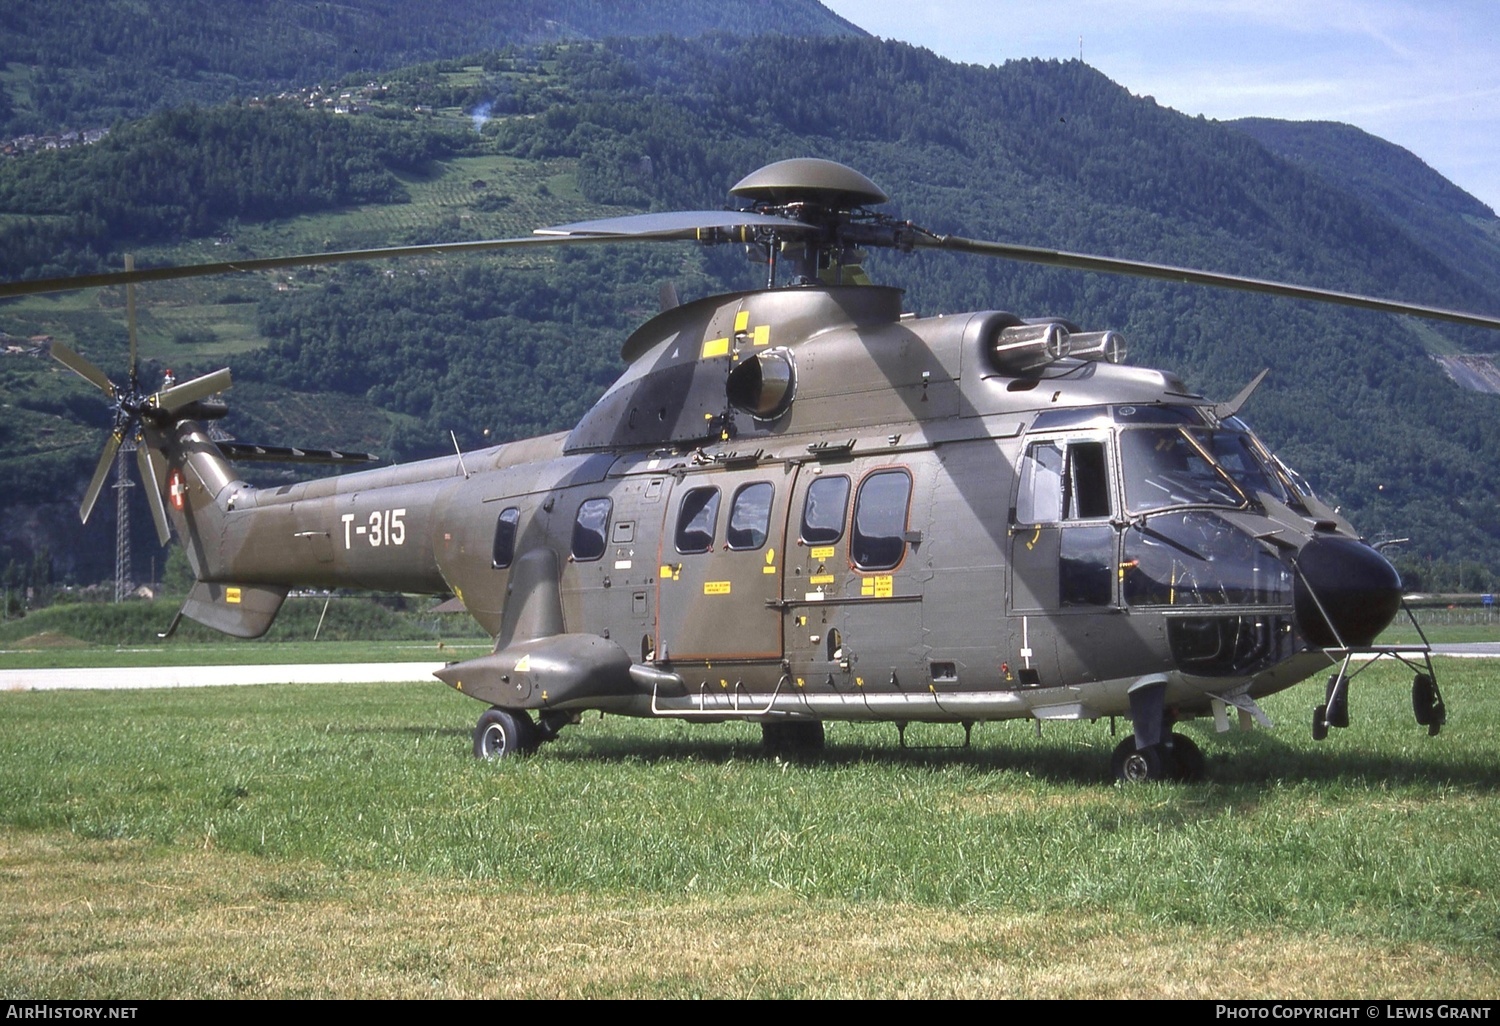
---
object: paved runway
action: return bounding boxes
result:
[1427,642,1500,658]
[1,644,1495,692]
[1,662,447,691]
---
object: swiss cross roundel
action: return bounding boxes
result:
[168,468,186,511]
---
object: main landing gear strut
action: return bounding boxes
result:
[1112,676,1205,784]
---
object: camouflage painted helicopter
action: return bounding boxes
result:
[7,158,1500,782]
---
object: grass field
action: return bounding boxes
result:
[1,657,1498,998]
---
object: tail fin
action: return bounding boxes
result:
[142,418,289,639]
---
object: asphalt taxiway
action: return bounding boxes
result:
[1,662,446,691]
[1,645,1495,692]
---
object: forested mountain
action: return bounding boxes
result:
[0,0,862,138]
[1231,118,1500,303]
[3,32,1499,593]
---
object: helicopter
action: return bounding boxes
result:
[6,157,1500,783]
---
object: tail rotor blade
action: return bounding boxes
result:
[151,367,231,414]
[80,431,123,525]
[47,341,116,398]
[135,445,172,546]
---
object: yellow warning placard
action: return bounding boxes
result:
[810,546,836,561]
[704,581,732,595]
[859,576,893,598]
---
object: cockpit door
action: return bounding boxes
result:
[1009,436,1119,613]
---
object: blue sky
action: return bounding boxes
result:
[820,1,1500,214]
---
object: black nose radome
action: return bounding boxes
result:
[1293,536,1403,648]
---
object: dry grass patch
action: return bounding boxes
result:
[3,828,1493,999]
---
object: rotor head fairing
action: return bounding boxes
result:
[730,158,889,208]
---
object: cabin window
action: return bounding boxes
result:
[491,507,520,568]
[852,469,911,571]
[675,487,720,554]
[800,475,850,545]
[571,498,612,561]
[727,482,774,551]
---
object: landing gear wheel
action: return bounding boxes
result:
[1411,673,1445,734]
[1111,737,1169,783]
[1165,732,1206,782]
[1312,705,1330,742]
[761,720,825,756]
[473,707,538,760]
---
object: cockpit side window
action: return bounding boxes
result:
[1017,439,1112,523]
[1067,441,1111,519]
[1017,442,1064,523]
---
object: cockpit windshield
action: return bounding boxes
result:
[1119,427,1246,513]
[1115,412,1315,513]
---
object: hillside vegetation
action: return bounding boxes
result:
[0,0,861,139]
[1,34,1499,593]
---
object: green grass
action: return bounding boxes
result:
[1380,623,1500,645]
[1,658,1498,996]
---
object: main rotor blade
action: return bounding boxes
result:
[46,340,116,398]
[125,253,139,391]
[151,367,231,414]
[0,235,591,299]
[924,235,1500,331]
[80,431,122,525]
[536,210,812,239]
[136,445,172,546]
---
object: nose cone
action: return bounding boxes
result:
[1293,536,1403,647]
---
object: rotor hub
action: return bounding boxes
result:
[730,158,888,209]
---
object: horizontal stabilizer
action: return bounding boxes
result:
[179,580,289,639]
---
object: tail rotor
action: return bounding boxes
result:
[46,258,230,546]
